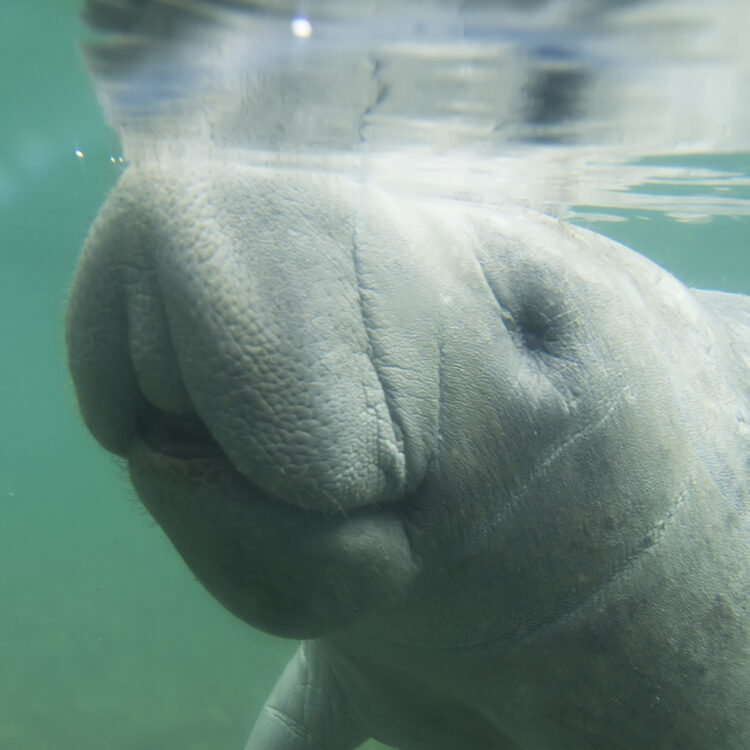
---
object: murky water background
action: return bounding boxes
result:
[2,1,748,748]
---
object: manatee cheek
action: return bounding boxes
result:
[128,441,418,639]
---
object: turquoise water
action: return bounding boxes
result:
[2,4,299,749]
[1,3,748,750]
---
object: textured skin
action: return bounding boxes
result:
[67,162,750,749]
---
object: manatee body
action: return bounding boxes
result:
[66,163,750,749]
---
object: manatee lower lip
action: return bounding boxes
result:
[137,402,223,460]
[127,437,419,638]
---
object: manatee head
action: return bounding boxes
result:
[67,160,696,643]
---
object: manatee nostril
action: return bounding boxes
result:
[136,400,223,460]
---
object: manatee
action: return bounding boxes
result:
[66,160,750,749]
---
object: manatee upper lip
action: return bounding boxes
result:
[133,400,413,527]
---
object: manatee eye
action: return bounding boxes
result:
[479,257,567,358]
[501,304,558,355]
[516,307,555,352]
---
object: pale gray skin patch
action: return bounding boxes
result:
[66,163,750,750]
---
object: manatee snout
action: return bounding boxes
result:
[65,164,431,514]
[65,163,437,635]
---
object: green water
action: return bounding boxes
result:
[1,3,748,750]
[1,3,299,749]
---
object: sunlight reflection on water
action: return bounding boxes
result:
[82,0,750,221]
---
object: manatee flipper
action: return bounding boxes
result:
[245,644,367,750]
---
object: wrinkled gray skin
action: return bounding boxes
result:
[67,162,750,750]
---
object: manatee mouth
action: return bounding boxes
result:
[137,401,223,460]
[129,401,420,638]
[133,386,407,515]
